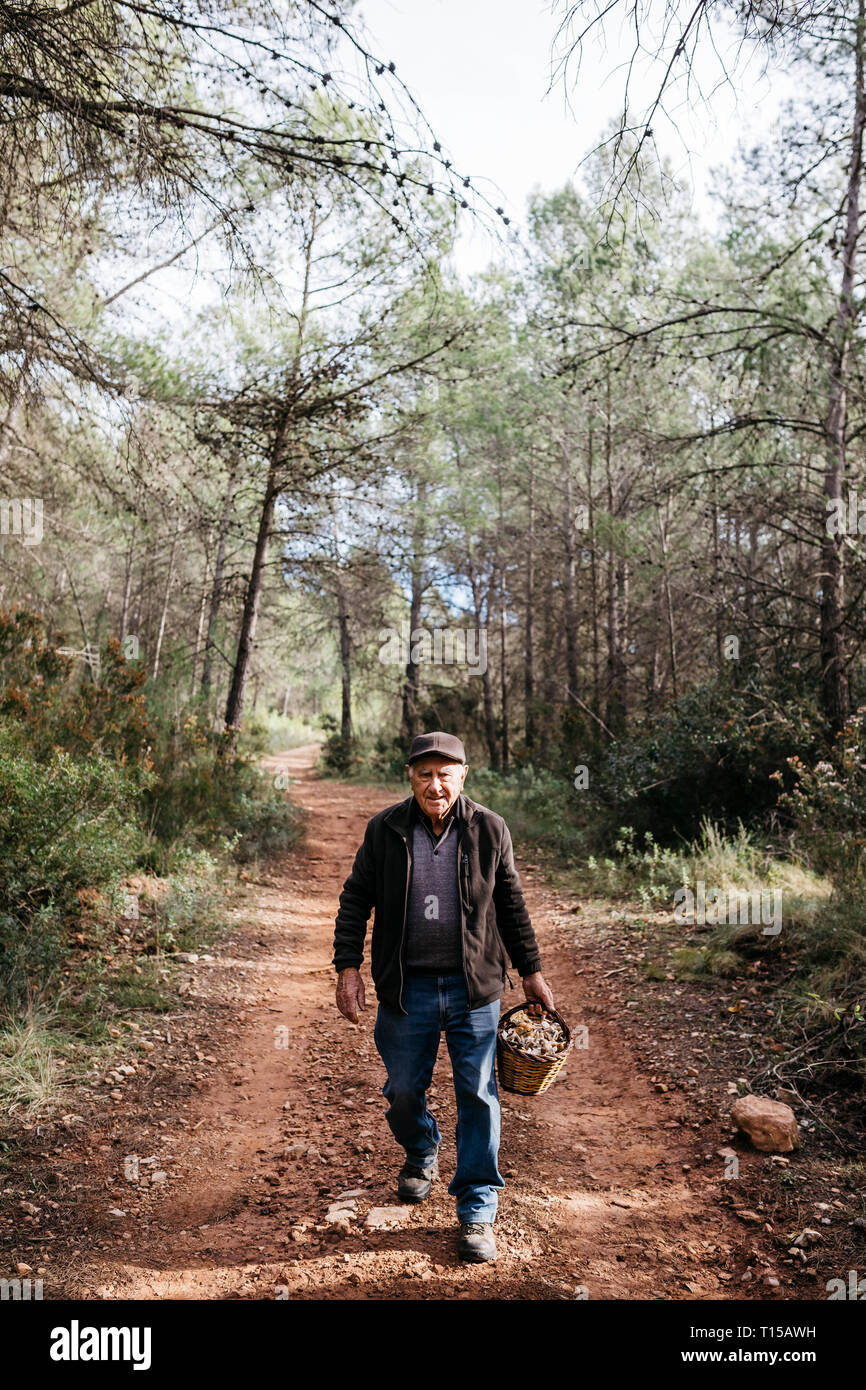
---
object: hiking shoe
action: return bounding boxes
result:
[458,1222,497,1263]
[397,1153,439,1203]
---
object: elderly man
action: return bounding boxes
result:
[333,729,553,1263]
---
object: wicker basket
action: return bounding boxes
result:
[496,1002,571,1096]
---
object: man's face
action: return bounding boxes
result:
[407,755,468,821]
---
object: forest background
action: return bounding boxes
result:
[1,0,864,1141]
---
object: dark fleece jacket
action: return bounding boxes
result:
[332,793,542,1014]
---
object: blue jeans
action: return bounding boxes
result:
[373,971,504,1224]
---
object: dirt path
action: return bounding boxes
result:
[53,747,783,1301]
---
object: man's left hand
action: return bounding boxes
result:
[522,971,555,1012]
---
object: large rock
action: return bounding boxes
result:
[365,1205,411,1229]
[731,1094,800,1153]
[325,1200,355,1228]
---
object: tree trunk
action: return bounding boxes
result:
[201,459,237,698]
[472,575,499,769]
[152,521,180,681]
[587,420,601,718]
[820,0,864,732]
[223,429,288,750]
[656,495,678,701]
[189,578,208,697]
[645,628,660,716]
[499,562,510,773]
[400,480,426,744]
[562,441,580,704]
[333,515,353,743]
[610,553,629,731]
[223,209,317,753]
[337,597,352,739]
[539,564,561,759]
[604,401,627,734]
[606,542,621,730]
[119,519,136,644]
[524,463,536,753]
[138,531,154,655]
[711,461,723,665]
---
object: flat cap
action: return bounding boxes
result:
[407,730,467,765]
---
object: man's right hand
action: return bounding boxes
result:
[336,967,367,1023]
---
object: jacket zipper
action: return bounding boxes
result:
[458,837,473,1006]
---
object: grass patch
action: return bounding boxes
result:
[108,963,175,1015]
[0,1009,64,1117]
[670,945,742,978]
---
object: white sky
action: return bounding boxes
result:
[357,0,794,274]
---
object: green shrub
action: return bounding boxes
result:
[0,729,145,908]
[468,764,583,859]
[581,824,685,904]
[319,714,365,777]
[231,778,306,864]
[764,883,866,1089]
[138,715,235,857]
[776,707,866,875]
[0,724,145,1002]
[586,677,824,844]
[137,715,300,861]
[0,609,151,763]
